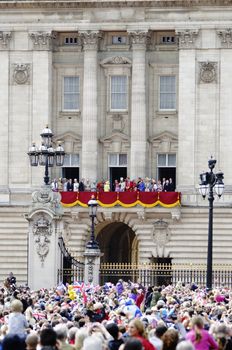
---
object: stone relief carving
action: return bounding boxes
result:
[87,256,95,283]
[80,31,102,50]
[129,31,150,46]
[12,64,31,85]
[171,207,181,221]
[217,28,232,48]
[32,187,63,215]
[33,215,52,265]
[63,222,72,244]
[152,219,171,257]
[112,114,125,132]
[0,31,11,49]
[176,29,199,49]
[109,56,130,64]
[101,56,132,66]
[137,209,146,221]
[29,31,55,50]
[199,61,217,83]
[103,210,113,221]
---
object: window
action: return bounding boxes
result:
[109,153,127,167]
[63,76,80,110]
[157,154,176,167]
[112,36,127,44]
[63,154,80,167]
[111,75,127,110]
[64,37,78,45]
[161,36,175,44]
[159,76,176,110]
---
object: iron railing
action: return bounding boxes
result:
[58,237,84,284]
[100,262,232,287]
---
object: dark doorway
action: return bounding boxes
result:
[110,167,127,190]
[62,167,79,181]
[158,168,176,189]
[97,222,136,284]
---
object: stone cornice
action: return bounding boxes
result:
[1,0,232,10]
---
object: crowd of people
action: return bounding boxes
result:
[0,273,232,350]
[51,177,175,193]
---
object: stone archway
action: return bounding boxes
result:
[96,222,137,264]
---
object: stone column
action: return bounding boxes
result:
[217,29,232,187]
[29,31,54,187]
[129,31,148,179]
[26,188,63,290]
[84,248,101,285]
[81,31,100,182]
[0,32,11,203]
[176,29,199,195]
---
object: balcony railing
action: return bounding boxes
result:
[61,191,181,208]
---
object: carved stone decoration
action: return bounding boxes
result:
[171,207,181,221]
[0,31,11,48]
[199,61,217,84]
[87,256,95,283]
[111,56,130,64]
[137,209,146,221]
[33,214,52,265]
[100,56,132,66]
[12,64,30,85]
[103,210,113,221]
[112,114,125,132]
[152,219,171,257]
[29,31,55,50]
[32,187,63,215]
[80,31,102,50]
[129,31,150,47]
[0,31,11,49]
[216,28,232,48]
[176,29,199,49]
[63,222,71,244]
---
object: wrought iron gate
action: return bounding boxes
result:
[58,237,84,284]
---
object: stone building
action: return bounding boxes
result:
[0,0,232,287]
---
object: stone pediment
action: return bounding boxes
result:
[53,131,82,144]
[100,56,132,66]
[53,132,82,153]
[150,131,178,143]
[100,131,130,144]
[100,131,130,152]
[149,131,178,152]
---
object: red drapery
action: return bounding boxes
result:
[61,191,181,208]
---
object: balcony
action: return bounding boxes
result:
[61,191,181,208]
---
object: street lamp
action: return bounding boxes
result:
[199,157,224,290]
[86,196,99,249]
[28,126,65,185]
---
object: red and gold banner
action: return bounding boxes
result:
[61,191,181,208]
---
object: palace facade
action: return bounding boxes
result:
[1,0,232,286]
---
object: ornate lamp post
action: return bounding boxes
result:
[28,126,65,185]
[199,158,224,290]
[86,197,99,249]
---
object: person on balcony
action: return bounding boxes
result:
[67,179,73,192]
[73,179,79,192]
[119,178,125,192]
[104,180,110,192]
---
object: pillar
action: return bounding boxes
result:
[0,32,11,203]
[29,31,54,187]
[84,248,101,285]
[129,31,148,179]
[81,31,100,182]
[176,29,199,194]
